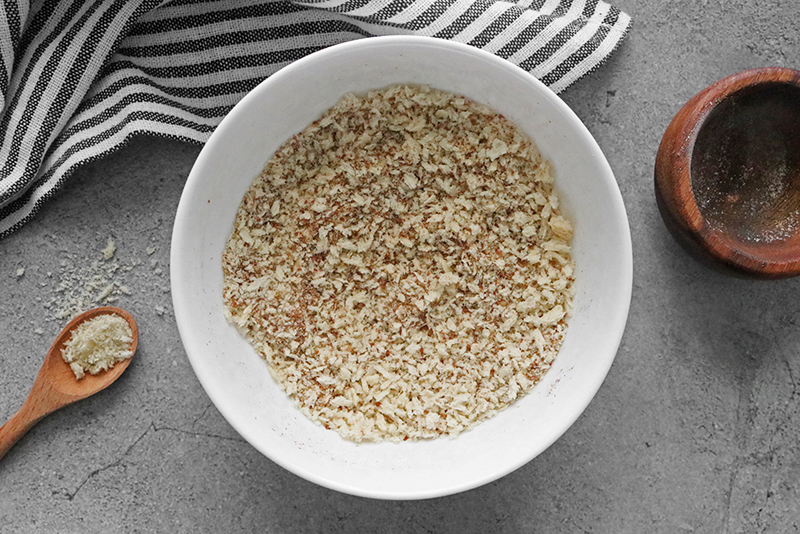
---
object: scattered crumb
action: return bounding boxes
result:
[15,237,168,327]
[102,237,116,260]
[48,255,130,320]
[96,284,114,301]
[155,305,165,316]
[42,238,137,321]
[150,259,163,275]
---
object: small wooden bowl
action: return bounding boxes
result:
[655,67,800,279]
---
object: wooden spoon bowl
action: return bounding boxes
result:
[655,67,800,279]
[0,307,138,459]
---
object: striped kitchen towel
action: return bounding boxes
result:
[0,0,630,238]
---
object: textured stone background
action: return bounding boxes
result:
[2,1,800,532]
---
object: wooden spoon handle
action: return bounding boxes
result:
[0,394,57,460]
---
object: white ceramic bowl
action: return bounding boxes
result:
[171,36,632,500]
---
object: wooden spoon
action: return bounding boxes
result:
[0,306,138,459]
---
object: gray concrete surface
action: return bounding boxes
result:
[2,1,800,532]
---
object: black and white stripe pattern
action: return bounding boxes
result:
[0,0,630,238]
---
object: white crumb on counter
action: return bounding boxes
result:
[102,237,116,260]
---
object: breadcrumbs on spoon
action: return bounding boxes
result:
[61,313,134,380]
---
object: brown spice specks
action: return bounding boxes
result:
[222,85,575,442]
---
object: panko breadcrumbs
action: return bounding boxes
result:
[222,85,575,442]
[61,313,134,380]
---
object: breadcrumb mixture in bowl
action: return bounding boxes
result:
[172,36,632,499]
[222,85,575,442]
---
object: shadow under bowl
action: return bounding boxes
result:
[655,67,800,279]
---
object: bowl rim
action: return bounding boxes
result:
[654,66,800,279]
[171,35,633,499]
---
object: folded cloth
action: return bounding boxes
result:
[0,0,630,238]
